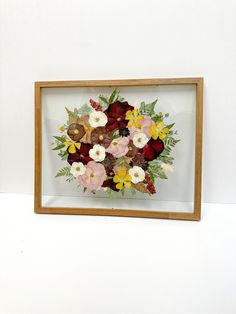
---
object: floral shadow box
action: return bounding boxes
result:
[35,78,203,220]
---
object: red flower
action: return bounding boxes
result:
[145,174,156,194]
[67,143,92,165]
[102,178,119,192]
[89,99,102,111]
[142,138,164,161]
[104,101,134,131]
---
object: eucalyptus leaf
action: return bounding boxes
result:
[139,99,157,116]
[52,143,65,150]
[77,104,92,116]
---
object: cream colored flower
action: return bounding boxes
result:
[70,162,86,177]
[161,163,174,172]
[89,144,106,162]
[133,132,149,148]
[129,166,145,184]
[89,111,107,128]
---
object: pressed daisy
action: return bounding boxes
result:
[113,168,132,190]
[150,121,170,140]
[133,132,149,149]
[89,144,106,162]
[70,162,86,177]
[129,166,145,184]
[89,111,108,128]
[125,109,144,128]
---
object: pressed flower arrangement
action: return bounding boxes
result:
[52,89,180,197]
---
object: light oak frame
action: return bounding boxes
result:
[35,78,203,220]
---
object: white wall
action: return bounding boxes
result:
[0,0,236,203]
[1,2,236,314]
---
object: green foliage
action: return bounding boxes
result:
[116,156,131,169]
[148,161,168,180]
[98,95,109,110]
[105,188,117,198]
[157,134,180,164]
[163,136,180,148]
[53,135,66,143]
[165,123,175,130]
[109,89,120,104]
[112,132,120,139]
[52,135,67,151]
[98,89,124,111]
[52,143,65,150]
[58,149,68,160]
[158,155,174,165]
[139,99,157,116]
[76,104,92,116]
[55,166,74,182]
[65,107,78,124]
[152,112,170,122]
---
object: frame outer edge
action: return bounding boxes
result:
[34,78,203,220]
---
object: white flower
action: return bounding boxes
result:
[89,144,106,162]
[129,166,145,184]
[70,162,86,177]
[161,163,174,172]
[89,111,107,128]
[133,132,149,148]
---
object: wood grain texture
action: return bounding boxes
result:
[34,78,203,220]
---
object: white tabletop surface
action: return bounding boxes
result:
[0,193,236,314]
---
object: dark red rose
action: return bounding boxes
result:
[67,143,92,165]
[126,141,140,158]
[142,138,164,161]
[101,153,116,176]
[102,178,119,192]
[104,101,134,131]
[131,153,148,170]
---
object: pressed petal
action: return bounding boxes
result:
[113,175,120,183]
[124,174,132,181]
[150,125,158,139]
[125,110,133,120]
[117,169,127,179]
[162,127,169,134]
[157,121,163,128]
[124,182,131,189]
[116,182,123,190]
[75,143,81,150]
[159,133,165,140]
[68,144,76,154]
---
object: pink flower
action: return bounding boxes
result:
[106,136,130,158]
[79,161,107,191]
[129,115,155,139]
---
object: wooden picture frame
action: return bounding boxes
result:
[35,78,203,220]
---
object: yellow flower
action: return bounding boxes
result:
[150,121,170,140]
[59,125,65,132]
[125,109,144,128]
[113,168,132,190]
[63,141,81,154]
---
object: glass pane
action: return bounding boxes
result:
[41,85,196,213]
